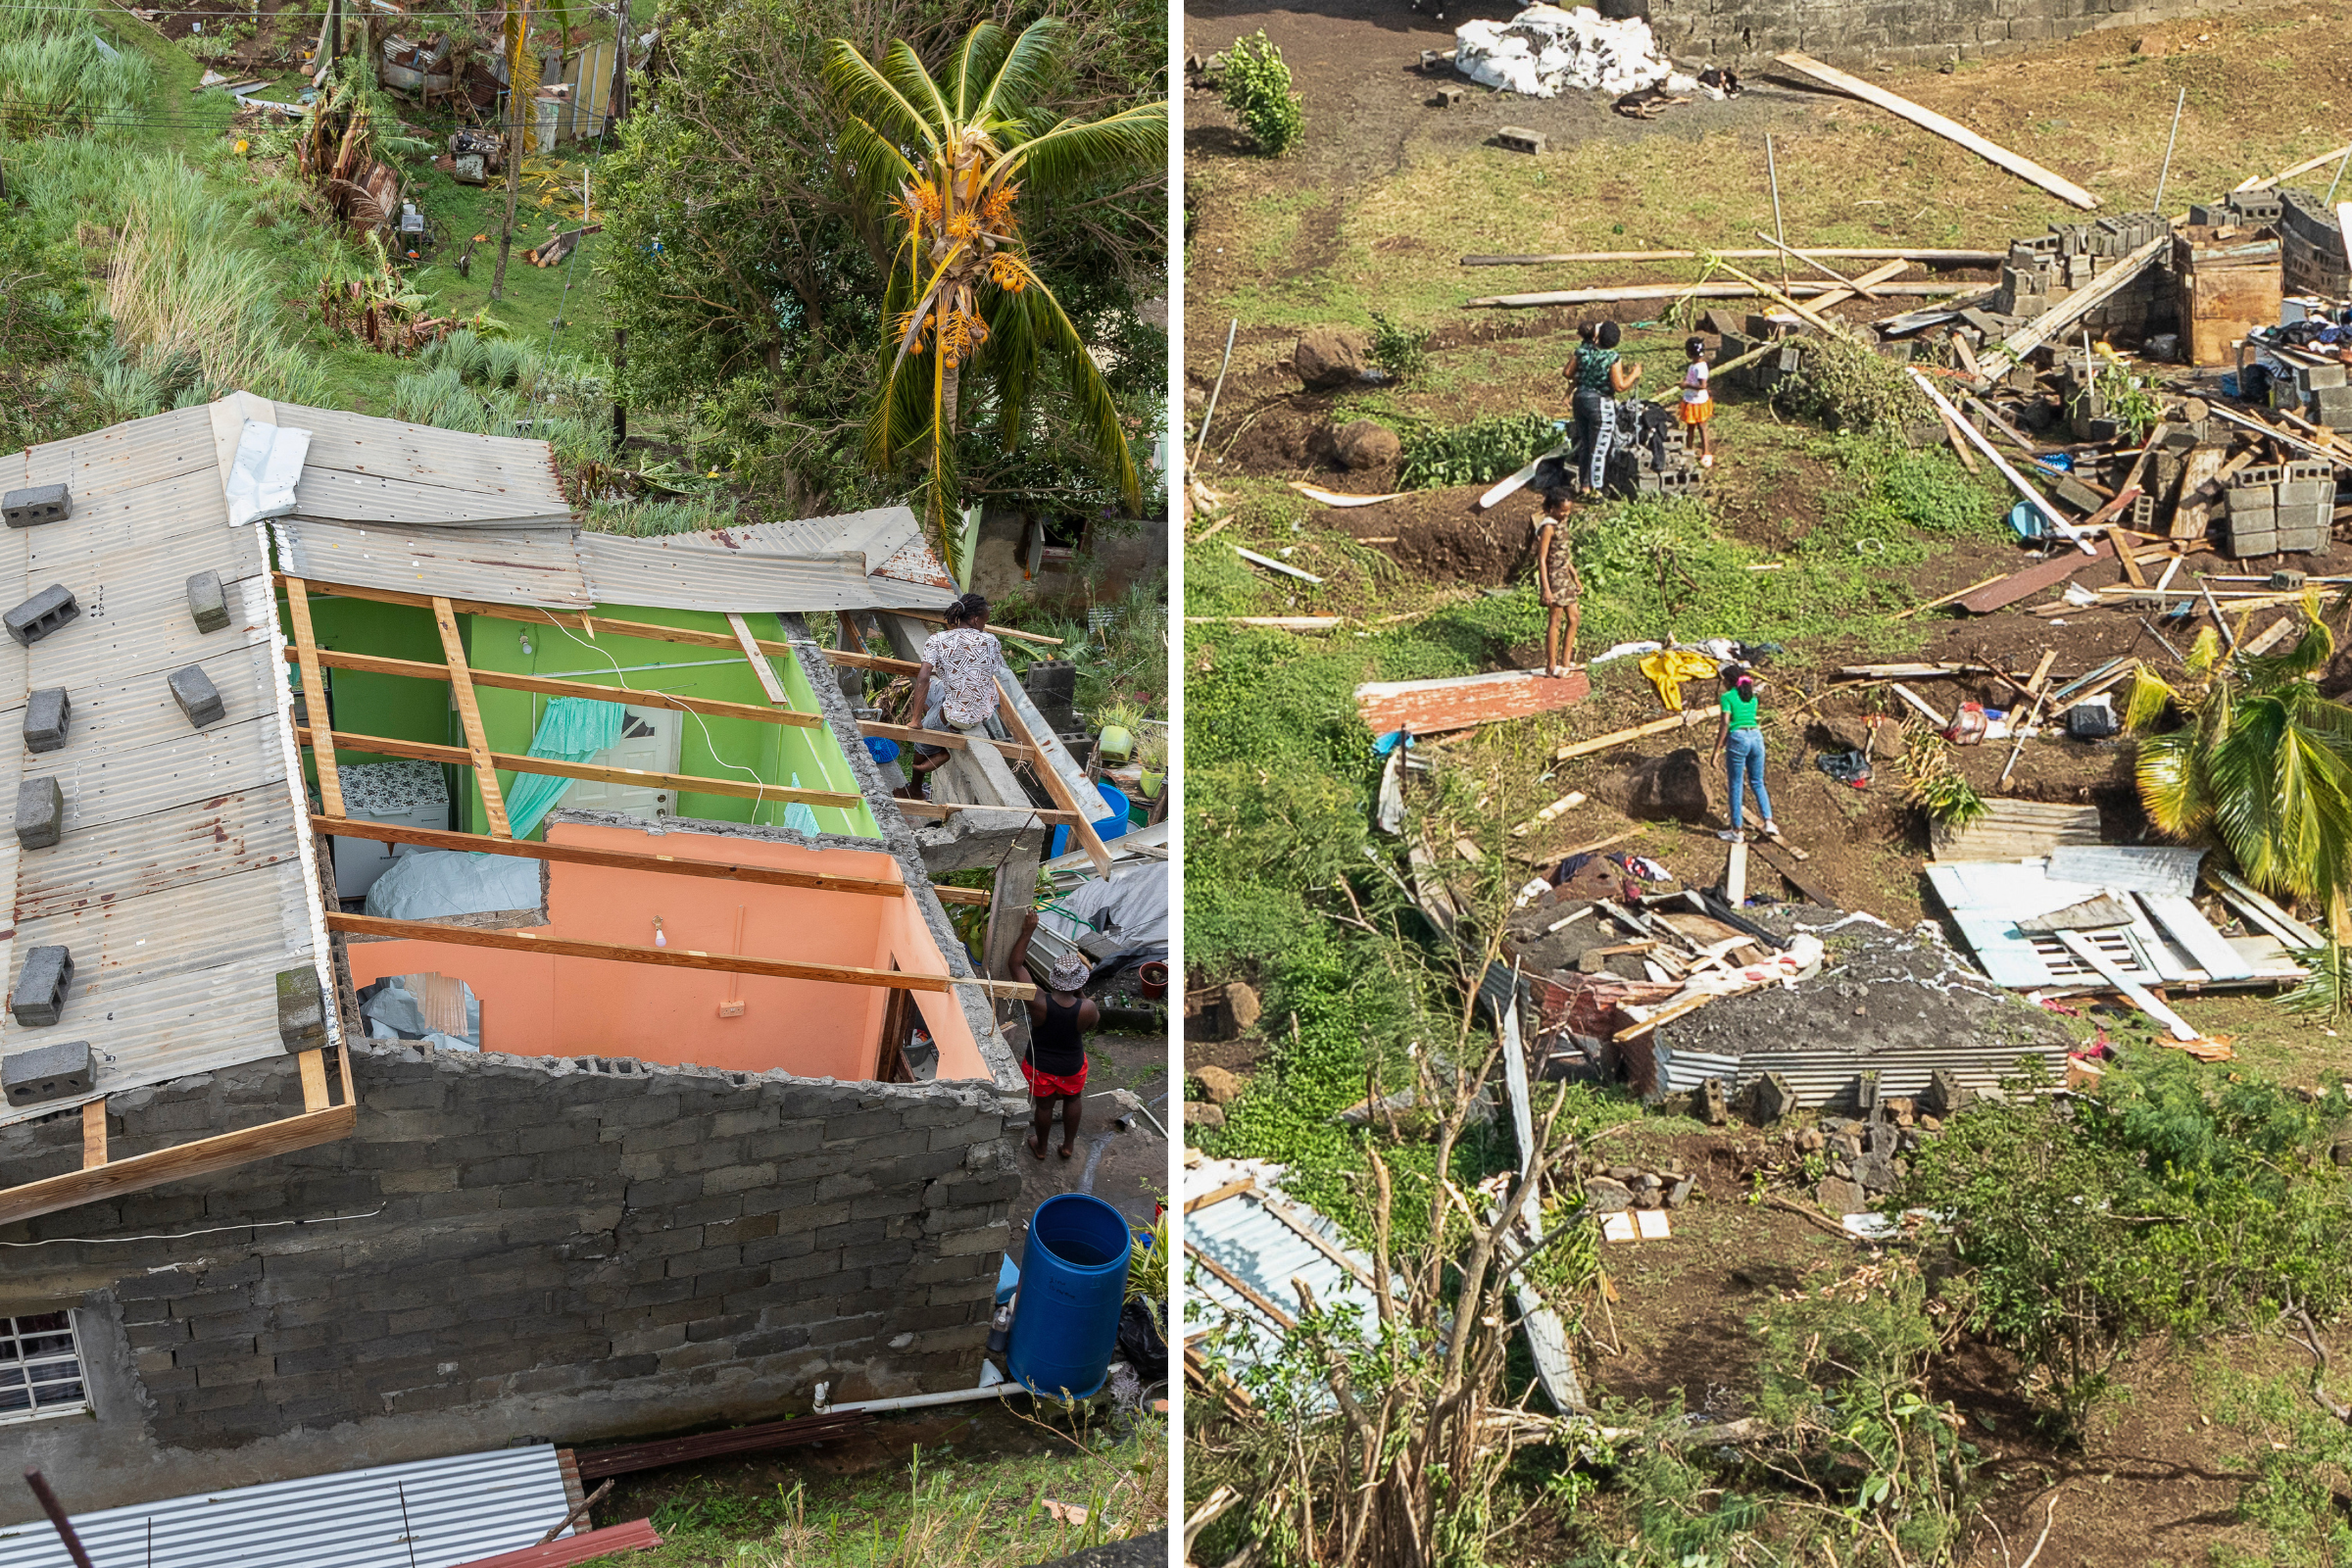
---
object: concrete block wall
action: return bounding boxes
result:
[1652,0,2260,68]
[0,1041,1024,1519]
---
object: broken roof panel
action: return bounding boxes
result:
[1929,799,2101,861]
[8,405,221,507]
[2044,844,2204,896]
[578,534,891,612]
[274,401,571,514]
[289,466,575,529]
[1926,858,2259,990]
[0,1443,577,1568]
[276,518,596,608]
[1184,1160,1385,1391]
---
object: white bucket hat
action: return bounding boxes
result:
[1046,953,1092,993]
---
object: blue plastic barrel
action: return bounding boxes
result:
[863,736,901,767]
[1049,782,1132,858]
[1006,1193,1133,1398]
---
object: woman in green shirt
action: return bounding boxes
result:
[1709,665,1780,843]
[1571,320,1642,493]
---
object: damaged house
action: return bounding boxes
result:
[0,395,1111,1517]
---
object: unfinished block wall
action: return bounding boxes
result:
[1653,0,2254,67]
[0,1042,1024,1519]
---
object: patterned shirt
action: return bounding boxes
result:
[1542,526,1579,604]
[924,627,1003,729]
[1575,345,1619,392]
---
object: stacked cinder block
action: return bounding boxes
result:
[1990,214,2174,335]
[2227,463,2332,557]
[2278,188,2352,299]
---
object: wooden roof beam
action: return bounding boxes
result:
[310,814,912,898]
[295,724,861,811]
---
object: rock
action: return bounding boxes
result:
[1332,418,1400,470]
[1918,1114,1942,1134]
[1793,1126,1826,1154]
[1691,1077,1730,1126]
[1293,327,1371,389]
[1224,982,1262,1035]
[1634,1172,1662,1192]
[1185,1101,1225,1133]
[1816,1176,1869,1215]
[1588,746,1713,823]
[1666,1173,1696,1207]
[1634,1186,1662,1210]
[1883,1096,1916,1128]
[1583,1176,1635,1212]
[1195,1065,1243,1105]
[1852,1146,1898,1193]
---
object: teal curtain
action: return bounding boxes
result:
[506,697,626,839]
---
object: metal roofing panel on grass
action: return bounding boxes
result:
[280,517,594,608]
[0,1443,578,1568]
[1184,1162,1385,1389]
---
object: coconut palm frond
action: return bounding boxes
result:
[2184,624,2224,676]
[822,40,938,169]
[879,39,953,141]
[997,254,1140,513]
[2135,727,2209,838]
[835,111,919,196]
[981,285,1043,454]
[993,102,1168,189]
[946,21,1010,122]
[2125,663,2182,733]
[2280,938,2352,1020]
[973,18,1064,125]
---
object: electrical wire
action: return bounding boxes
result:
[0,1205,387,1246]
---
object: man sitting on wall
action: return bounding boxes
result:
[901,592,1004,778]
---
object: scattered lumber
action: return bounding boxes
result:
[1887,682,1950,727]
[1771,52,2097,210]
[1234,545,1324,583]
[2054,928,2199,1042]
[524,223,602,267]
[1289,482,1410,507]
[1979,235,2171,374]
[1896,571,2010,619]
[1909,371,2080,542]
[1185,615,1345,629]
[573,1410,876,1480]
[1465,280,1973,309]
[1510,791,1588,837]
[1460,247,2002,267]
[1551,708,1708,762]
[1357,667,1592,736]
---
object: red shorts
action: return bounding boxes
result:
[1021,1057,1088,1099]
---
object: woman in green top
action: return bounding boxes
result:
[1571,320,1642,493]
[1708,665,1780,843]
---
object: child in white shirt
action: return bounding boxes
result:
[1680,336,1716,469]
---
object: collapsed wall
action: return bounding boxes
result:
[1649,0,2250,69]
[0,1042,1023,1518]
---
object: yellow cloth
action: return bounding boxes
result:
[1639,649,1720,711]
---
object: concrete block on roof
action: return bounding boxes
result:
[23,687,69,754]
[2,1040,94,1106]
[13,944,76,1027]
[277,967,326,1053]
[15,776,63,849]
[5,584,79,647]
[169,664,225,728]
[2,483,71,528]
[187,571,230,634]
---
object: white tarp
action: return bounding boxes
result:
[224,417,311,527]
[1453,4,1695,97]
[1055,859,1169,962]
[362,849,543,920]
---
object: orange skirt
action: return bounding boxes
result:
[1679,399,1714,425]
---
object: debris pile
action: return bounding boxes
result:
[1452,5,1698,98]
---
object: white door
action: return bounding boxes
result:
[562,707,683,822]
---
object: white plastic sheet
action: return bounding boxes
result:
[362,850,543,920]
[1453,4,1696,98]
[224,418,312,527]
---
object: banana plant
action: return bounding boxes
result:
[824,19,1166,577]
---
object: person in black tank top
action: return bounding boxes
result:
[1009,912,1102,1160]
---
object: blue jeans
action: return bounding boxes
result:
[1725,727,1772,829]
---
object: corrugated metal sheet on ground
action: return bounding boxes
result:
[1929,800,2101,861]
[290,466,574,528]
[2139,892,2255,980]
[1652,1042,2074,1104]
[280,517,594,608]
[2044,844,2205,896]
[1354,667,1591,736]
[1926,860,2185,988]
[1184,1161,1385,1392]
[7,405,219,505]
[577,532,881,612]
[274,402,571,513]
[0,1444,578,1568]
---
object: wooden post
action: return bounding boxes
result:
[612,327,626,445]
[432,598,514,838]
[493,5,528,301]
[985,826,1046,979]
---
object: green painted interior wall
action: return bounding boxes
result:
[282,597,876,841]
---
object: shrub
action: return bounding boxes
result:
[1368,312,1429,380]
[1221,31,1302,155]
[1398,412,1555,490]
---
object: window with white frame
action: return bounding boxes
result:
[0,1311,90,1424]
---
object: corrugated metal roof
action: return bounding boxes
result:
[278,518,596,608]
[2043,844,2204,896]
[1354,668,1592,737]
[579,534,886,612]
[0,1443,578,1568]
[0,412,327,1132]
[1184,1160,1386,1393]
[1652,1041,2073,1104]
[274,402,571,514]
[291,468,574,529]
[1925,860,2186,989]
[1929,800,2102,861]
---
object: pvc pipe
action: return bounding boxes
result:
[813,1363,1026,1416]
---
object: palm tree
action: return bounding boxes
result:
[825,19,1166,573]
[2129,604,2352,1008]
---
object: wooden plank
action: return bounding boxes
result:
[2236,142,2352,190]
[1184,1176,1256,1213]
[1983,236,2172,373]
[434,598,514,839]
[0,1105,356,1228]
[1614,989,1719,1041]
[282,578,344,818]
[1466,279,1977,308]
[1751,231,1887,297]
[2025,650,2058,694]
[1552,708,1707,761]
[296,725,861,811]
[1356,667,1592,737]
[993,689,1112,874]
[81,1102,106,1168]
[1724,839,1747,904]
[1954,538,2113,612]
[326,912,1037,999]
[856,719,1037,764]
[297,1049,329,1113]
[1772,51,2098,210]
[884,608,1063,648]
[1461,247,2005,266]
[894,799,1078,824]
[2208,866,2325,947]
[931,885,990,906]
[2054,927,2199,1041]
[1910,370,2081,541]
[1896,571,2010,619]
[727,612,794,707]
[1706,256,1847,334]
[281,645,827,731]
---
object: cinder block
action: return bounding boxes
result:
[4,584,78,647]
[2280,525,2329,554]
[2278,481,2333,511]
[2313,385,2352,429]
[2,1040,93,1106]
[2230,528,2279,559]
[186,572,229,634]
[277,967,325,1053]
[1491,125,1547,154]
[23,688,69,754]
[12,945,75,1027]
[2227,486,2276,514]
[2235,464,2283,490]
[1,483,70,528]
[15,777,62,849]
[169,665,224,728]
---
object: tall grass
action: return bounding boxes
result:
[105,159,326,402]
[0,28,152,138]
[391,328,611,469]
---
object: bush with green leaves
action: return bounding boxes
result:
[1772,333,1933,436]
[1220,31,1303,155]
[1399,412,1555,490]
[1368,313,1429,380]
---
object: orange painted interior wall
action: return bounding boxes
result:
[344,822,989,1082]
